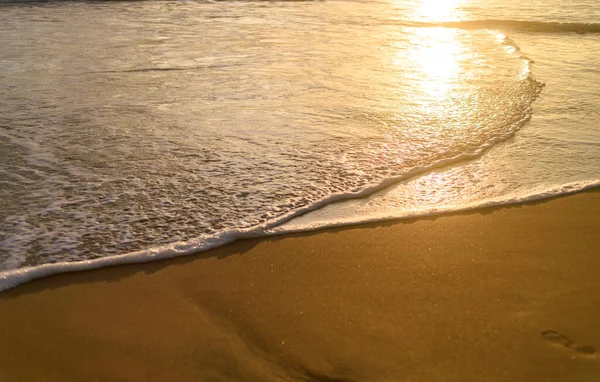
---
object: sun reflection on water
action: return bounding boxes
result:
[403,27,463,100]
[407,0,465,100]
[416,0,463,22]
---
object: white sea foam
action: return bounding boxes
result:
[1,180,598,292]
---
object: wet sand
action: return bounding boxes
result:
[1,190,599,381]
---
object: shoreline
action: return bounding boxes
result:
[2,181,598,293]
[1,189,599,381]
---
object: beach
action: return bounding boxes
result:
[1,0,600,380]
[1,189,598,381]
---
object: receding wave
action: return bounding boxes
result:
[4,0,598,293]
[412,20,600,34]
[1,180,599,292]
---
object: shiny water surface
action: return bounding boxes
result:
[0,0,598,282]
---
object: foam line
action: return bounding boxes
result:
[1,180,598,292]
[270,181,600,234]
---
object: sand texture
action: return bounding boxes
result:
[1,190,599,382]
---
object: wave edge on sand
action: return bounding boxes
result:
[2,180,599,293]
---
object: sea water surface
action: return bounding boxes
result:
[0,0,599,290]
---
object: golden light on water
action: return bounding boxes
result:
[404,27,462,99]
[416,0,463,22]
[388,1,466,103]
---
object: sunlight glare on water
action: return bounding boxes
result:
[414,0,464,21]
[405,27,462,101]
[279,0,600,233]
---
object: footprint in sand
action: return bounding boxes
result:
[541,330,597,357]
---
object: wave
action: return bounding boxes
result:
[411,20,600,34]
[0,64,544,291]
[0,3,583,292]
[1,179,598,293]
[0,34,546,291]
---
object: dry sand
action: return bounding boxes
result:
[1,190,599,382]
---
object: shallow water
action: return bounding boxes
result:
[0,0,598,289]
[282,28,600,230]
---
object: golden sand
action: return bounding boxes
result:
[1,190,599,381]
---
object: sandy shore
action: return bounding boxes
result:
[1,190,599,381]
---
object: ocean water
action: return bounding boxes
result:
[0,0,598,290]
